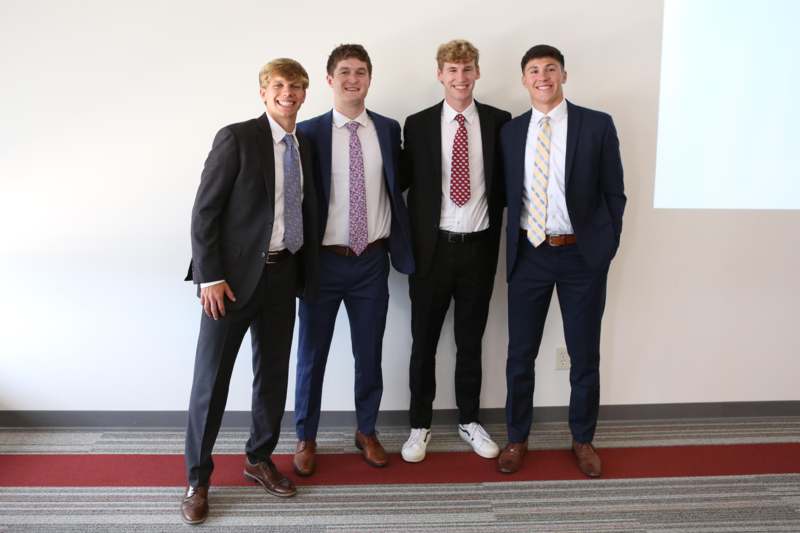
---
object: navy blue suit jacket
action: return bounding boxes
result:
[501,100,626,280]
[298,110,415,275]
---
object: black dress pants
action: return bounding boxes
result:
[408,233,497,428]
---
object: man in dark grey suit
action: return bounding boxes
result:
[181,58,319,525]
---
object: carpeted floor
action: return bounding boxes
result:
[1,418,799,532]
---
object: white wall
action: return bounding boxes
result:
[2,0,798,412]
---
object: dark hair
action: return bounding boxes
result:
[520,44,565,72]
[326,44,373,76]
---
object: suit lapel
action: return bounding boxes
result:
[512,110,532,207]
[298,134,314,201]
[427,103,444,219]
[255,113,276,210]
[319,111,334,207]
[368,110,394,186]
[475,101,494,196]
[565,100,581,190]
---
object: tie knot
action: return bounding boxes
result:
[282,134,295,148]
[539,115,550,127]
[346,121,360,133]
[455,113,466,126]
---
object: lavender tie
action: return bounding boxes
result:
[281,135,303,253]
[346,121,368,255]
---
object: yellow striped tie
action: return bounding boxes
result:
[527,116,551,247]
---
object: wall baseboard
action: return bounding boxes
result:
[1,402,797,429]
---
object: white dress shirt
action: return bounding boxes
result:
[521,98,574,235]
[322,108,391,247]
[439,100,489,233]
[200,113,303,288]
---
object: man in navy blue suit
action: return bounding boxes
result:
[293,44,414,476]
[497,45,625,477]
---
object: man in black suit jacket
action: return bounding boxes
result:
[181,58,319,525]
[400,40,510,463]
[497,45,626,477]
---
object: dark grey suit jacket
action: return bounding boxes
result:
[185,113,319,309]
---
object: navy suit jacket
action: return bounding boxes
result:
[298,109,415,275]
[501,100,626,280]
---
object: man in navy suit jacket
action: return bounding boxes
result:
[497,45,626,477]
[293,44,414,476]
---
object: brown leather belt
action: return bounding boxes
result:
[323,238,386,257]
[439,228,489,243]
[266,249,293,264]
[521,230,576,247]
[546,234,576,246]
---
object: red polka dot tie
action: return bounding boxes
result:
[449,113,470,207]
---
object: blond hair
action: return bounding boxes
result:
[259,58,309,89]
[436,39,479,70]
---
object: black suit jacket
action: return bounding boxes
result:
[185,113,320,309]
[501,100,626,280]
[401,101,511,278]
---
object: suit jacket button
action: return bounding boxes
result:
[261,252,266,258]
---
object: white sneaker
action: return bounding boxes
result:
[401,428,431,463]
[458,422,500,459]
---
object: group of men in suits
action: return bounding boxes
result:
[181,41,625,524]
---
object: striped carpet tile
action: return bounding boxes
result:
[1,475,799,531]
[2,417,799,455]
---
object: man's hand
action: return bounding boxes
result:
[200,282,236,320]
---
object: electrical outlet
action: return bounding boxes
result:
[555,346,570,370]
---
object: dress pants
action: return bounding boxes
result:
[506,235,609,444]
[408,232,496,428]
[294,245,390,441]
[184,256,297,487]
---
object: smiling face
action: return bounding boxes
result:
[522,56,567,113]
[437,60,480,111]
[327,57,371,113]
[260,74,306,127]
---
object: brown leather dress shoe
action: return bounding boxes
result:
[293,440,317,477]
[497,442,528,474]
[572,440,602,477]
[243,458,297,497]
[180,485,208,525]
[355,431,388,467]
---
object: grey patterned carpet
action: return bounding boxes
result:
[1,417,800,532]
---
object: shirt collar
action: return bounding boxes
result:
[266,112,296,144]
[332,108,369,129]
[530,97,567,125]
[442,99,478,124]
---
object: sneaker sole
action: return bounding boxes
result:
[400,449,426,463]
[458,430,499,459]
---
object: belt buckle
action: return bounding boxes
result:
[447,232,465,243]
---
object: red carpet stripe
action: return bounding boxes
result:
[1,444,798,487]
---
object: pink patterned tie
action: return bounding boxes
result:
[449,113,470,207]
[346,121,368,255]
